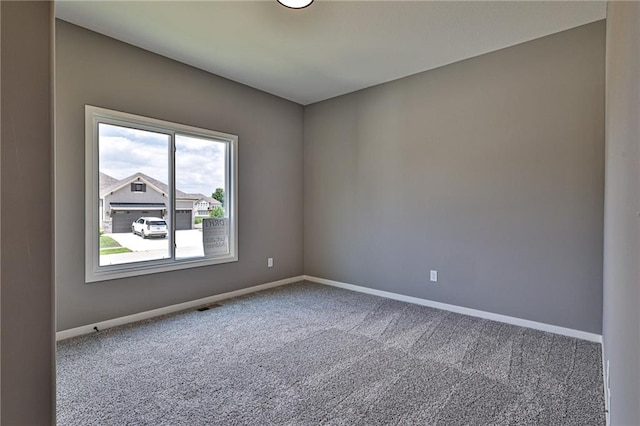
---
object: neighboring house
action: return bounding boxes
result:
[190,194,222,217]
[99,172,221,233]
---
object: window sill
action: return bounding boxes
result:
[86,254,238,283]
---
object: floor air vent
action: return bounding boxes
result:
[197,303,222,312]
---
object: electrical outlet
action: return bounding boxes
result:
[430,270,438,282]
[267,258,274,268]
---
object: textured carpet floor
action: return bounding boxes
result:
[57,281,605,425]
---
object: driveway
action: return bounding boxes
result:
[102,230,205,265]
[109,229,203,251]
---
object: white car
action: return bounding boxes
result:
[132,217,168,239]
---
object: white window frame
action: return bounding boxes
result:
[85,105,238,283]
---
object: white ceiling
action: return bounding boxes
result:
[55,1,606,105]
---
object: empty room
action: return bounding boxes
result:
[1,1,639,425]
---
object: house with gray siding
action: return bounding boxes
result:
[99,172,221,233]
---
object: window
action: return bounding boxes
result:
[85,106,238,282]
[131,182,146,192]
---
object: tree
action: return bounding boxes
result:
[209,206,224,218]
[212,188,224,206]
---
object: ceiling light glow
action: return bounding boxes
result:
[277,0,313,9]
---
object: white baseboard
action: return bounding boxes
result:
[602,342,610,425]
[57,274,602,344]
[304,275,603,343]
[56,275,304,341]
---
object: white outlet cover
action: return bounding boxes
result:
[430,270,438,282]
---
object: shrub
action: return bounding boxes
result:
[209,206,224,218]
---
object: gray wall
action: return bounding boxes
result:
[602,2,640,424]
[1,1,55,424]
[56,21,303,331]
[304,22,605,334]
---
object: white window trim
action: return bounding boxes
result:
[85,105,238,283]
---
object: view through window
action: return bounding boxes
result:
[86,106,237,282]
[98,123,171,265]
[175,134,227,260]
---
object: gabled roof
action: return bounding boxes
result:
[188,194,222,206]
[204,196,222,206]
[99,172,120,195]
[99,172,215,202]
[100,172,172,198]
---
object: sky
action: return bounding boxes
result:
[99,123,226,196]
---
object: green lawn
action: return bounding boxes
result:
[100,235,132,255]
[100,247,133,255]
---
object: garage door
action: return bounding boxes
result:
[176,210,192,230]
[112,210,163,233]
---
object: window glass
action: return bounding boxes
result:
[98,123,170,266]
[175,134,228,260]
